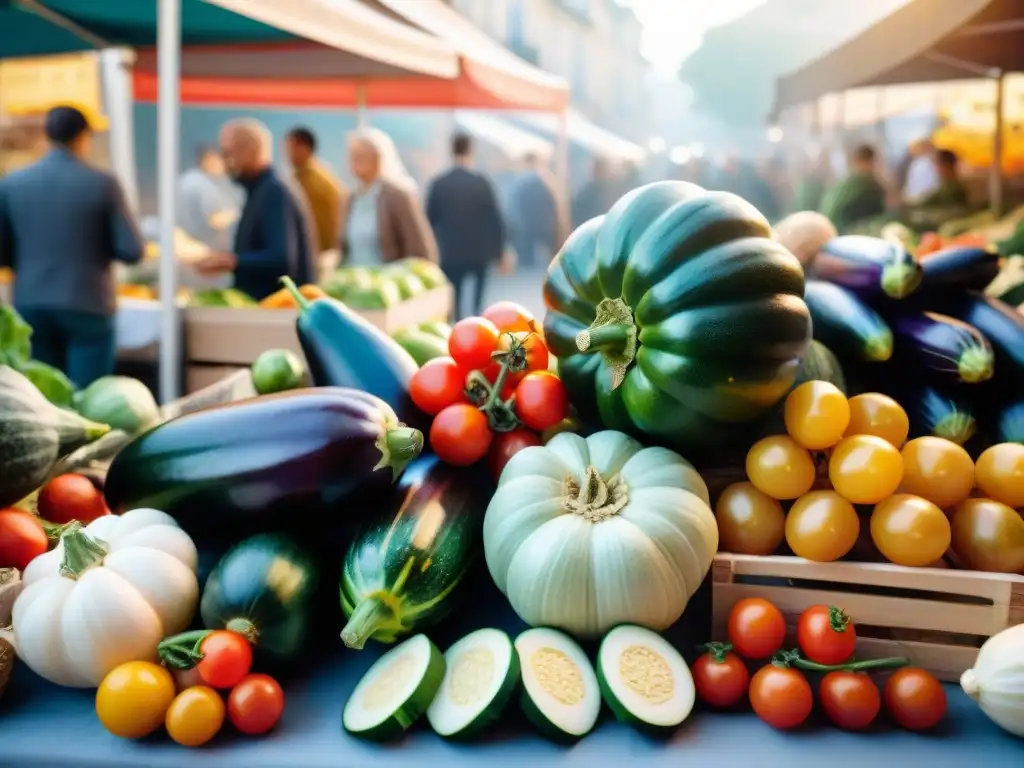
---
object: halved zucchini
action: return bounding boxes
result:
[426,628,520,739]
[342,634,445,741]
[596,625,695,735]
[515,627,601,742]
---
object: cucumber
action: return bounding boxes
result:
[596,625,695,735]
[388,271,427,301]
[251,349,307,395]
[805,279,893,362]
[426,628,520,739]
[515,627,601,742]
[342,634,446,741]
[391,328,449,366]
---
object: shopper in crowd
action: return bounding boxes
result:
[285,126,346,256]
[195,118,313,299]
[426,133,505,319]
[913,149,969,209]
[0,105,143,387]
[902,137,940,204]
[339,127,437,266]
[508,152,563,267]
[572,158,619,229]
[176,145,240,251]
[819,144,887,232]
[793,150,831,212]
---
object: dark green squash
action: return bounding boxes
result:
[543,182,811,453]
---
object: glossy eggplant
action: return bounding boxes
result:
[104,387,423,544]
[892,311,994,384]
[920,245,1000,292]
[811,235,922,300]
[993,400,1024,444]
[903,383,978,446]
[279,277,426,430]
[339,454,492,650]
[945,293,1024,389]
[804,280,893,362]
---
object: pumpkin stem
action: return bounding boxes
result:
[574,297,637,391]
[563,467,629,522]
[58,522,109,580]
[341,596,396,650]
[375,425,425,481]
[226,618,260,645]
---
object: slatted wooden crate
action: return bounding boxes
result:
[712,554,1024,682]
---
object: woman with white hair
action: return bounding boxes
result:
[339,127,438,265]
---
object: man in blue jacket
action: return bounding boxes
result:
[195,119,313,297]
[0,105,143,386]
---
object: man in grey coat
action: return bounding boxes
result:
[0,106,144,386]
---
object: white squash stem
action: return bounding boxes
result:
[58,523,109,580]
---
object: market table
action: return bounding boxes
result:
[1,578,1021,768]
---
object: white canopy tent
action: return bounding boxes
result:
[454,110,554,160]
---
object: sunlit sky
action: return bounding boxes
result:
[622,0,769,74]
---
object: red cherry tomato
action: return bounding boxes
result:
[409,357,467,415]
[487,429,543,481]
[482,301,536,333]
[727,598,787,660]
[514,372,568,432]
[0,508,48,571]
[819,671,881,731]
[430,404,493,466]
[484,332,550,384]
[196,630,253,690]
[692,645,750,708]
[449,317,500,371]
[796,605,857,666]
[749,665,813,730]
[228,674,285,735]
[883,667,947,731]
[37,473,109,525]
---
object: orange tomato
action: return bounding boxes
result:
[784,381,850,450]
[899,437,975,509]
[785,490,860,562]
[481,301,536,333]
[714,482,786,556]
[746,435,816,501]
[749,665,813,730]
[844,393,910,448]
[870,494,951,567]
[950,498,1024,573]
[829,435,903,504]
[974,443,1024,509]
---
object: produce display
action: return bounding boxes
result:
[1,182,1022,760]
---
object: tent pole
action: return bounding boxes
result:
[157,0,182,403]
[557,108,570,242]
[990,70,1005,218]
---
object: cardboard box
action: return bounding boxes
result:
[184,284,452,366]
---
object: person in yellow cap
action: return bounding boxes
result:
[0,105,143,387]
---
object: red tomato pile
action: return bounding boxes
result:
[694,597,947,732]
[410,302,568,474]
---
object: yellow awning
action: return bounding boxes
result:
[0,53,107,130]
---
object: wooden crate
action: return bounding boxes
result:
[712,554,1024,682]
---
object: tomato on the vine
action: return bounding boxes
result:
[482,301,536,333]
[727,598,787,660]
[819,671,880,731]
[883,667,947,731]
[430,404,493,466]
[796,605,857,665]
[514,371,568,432]
[484,331,549,383]
[692,644,750,708]
[228,674,285,735]
[749,665,813,730]
[488,428,542,480]
[449,317,500,371]
[410,357,467,415]
[196,630,252,690]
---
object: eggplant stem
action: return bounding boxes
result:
[279,276,311,310]
[958,346,995,384]
[375,425,424,481]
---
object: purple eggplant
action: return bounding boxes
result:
[812,236,922,300]
[993,400,1024,444]
[892,311,994,384]
[944,293,1024,390]
[920,245,1000,292]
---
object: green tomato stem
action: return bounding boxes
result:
[698,642,735,663]
[828,605,851,633]
[58,523,109,580]
[773,648,909,673]
[157,630,213,669]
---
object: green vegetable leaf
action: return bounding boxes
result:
[16,359,77,409]
[0,305,32,365]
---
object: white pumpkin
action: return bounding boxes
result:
[961,623,1024,738]
[484,430,718,638]
[13,508,199,688]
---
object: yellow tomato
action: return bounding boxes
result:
[844,393,910,448]
[715,481,786,555]
[975,443,1024,508]
[746,435,817,500]
[829,435,904,504]
[785,490,860,562]
[951,498,1024,573]
[96,661,176,739]
[165,686,226,747]
[870,494,951,567]
[784,380,851,450]
[899,437,975,509]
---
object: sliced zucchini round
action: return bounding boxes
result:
[342,633,446,741]
[596,624,695,735]
[515,627,601,742]
[426,628,520,739]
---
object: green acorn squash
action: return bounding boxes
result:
[543,182,811,453]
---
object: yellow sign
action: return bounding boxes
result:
[0,53,107,130]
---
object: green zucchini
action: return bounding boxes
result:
[250,349,307,395]
[339,456,487,649]
[342,633,446,741]
[804,279,893,362]
[387,271,427,300]
[200,534,319,665]
[515,627,601,742]
[596,625,695,735]
[74,375,160,434]
[418,320,452,339]
[391,328,449,366]
[426,628,520,739]
[0,365,109,507]
[401,257,448,289]
[339,281,402,310]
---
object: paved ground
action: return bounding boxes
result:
[454,264,549,320]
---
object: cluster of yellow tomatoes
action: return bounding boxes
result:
[716,381,1024,572]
